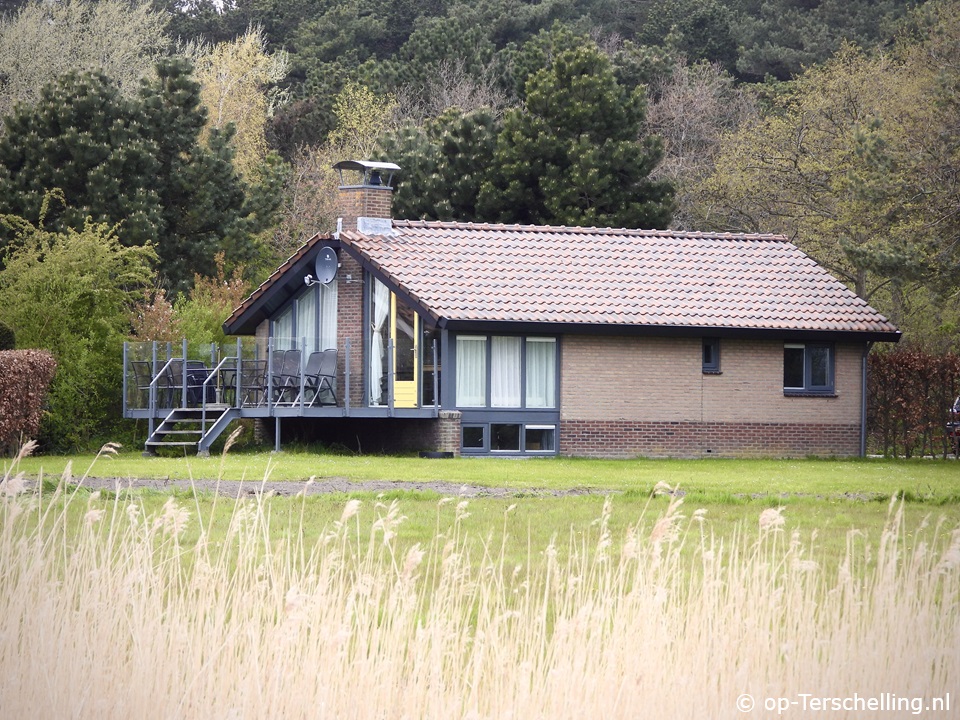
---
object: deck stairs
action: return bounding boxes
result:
[144,406,240,457]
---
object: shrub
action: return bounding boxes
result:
[868,348,960,457]
[0,349,56,454]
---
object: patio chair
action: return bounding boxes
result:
[296,349,338,407]
[130,360,154,407]
[270,349,302,405]
[239,359,267,407]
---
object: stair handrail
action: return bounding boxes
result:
[148,356,183,413]
[200,354,236,431]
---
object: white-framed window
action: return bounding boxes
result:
[784,343,834,393]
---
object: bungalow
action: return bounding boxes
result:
[124,160,901,457]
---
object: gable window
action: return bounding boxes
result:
[272,279,338,352]
[702,337,720,373]
[784,343,834,394]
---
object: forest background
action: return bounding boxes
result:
[0,0,958,450]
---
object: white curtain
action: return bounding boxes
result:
[370,279,390,404]
[456,336,487,407]
[320,277,338,350]
[297,288,317,351]
[274,307,294,350]
[525,338,556,408]
[491,336,521,407]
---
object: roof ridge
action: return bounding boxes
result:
[391,219,788,242]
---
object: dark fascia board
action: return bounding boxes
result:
[337,242,442,327]
[223,238,341,336]
[440,319,902,344]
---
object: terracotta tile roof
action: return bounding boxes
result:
[340,220,899,335]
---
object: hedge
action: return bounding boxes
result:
[0,350,57,455]
[867,349,960,458]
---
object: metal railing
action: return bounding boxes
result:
[123,335,440,419]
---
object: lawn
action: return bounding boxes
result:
[6,446,960,571]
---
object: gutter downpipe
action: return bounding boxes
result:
[860,342,874,457]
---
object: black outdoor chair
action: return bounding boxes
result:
[296,349,338,407]
[240,359,267,407]
[130,360,154,407]
[270,349,302,405]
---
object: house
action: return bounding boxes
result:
[124,160,901,457]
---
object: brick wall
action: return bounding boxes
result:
[559,335,864,457]
[336,251,365,407]
[337,186,393,232]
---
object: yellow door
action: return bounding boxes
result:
[391,294,418,408]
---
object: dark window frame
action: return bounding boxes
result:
[702,337,721,374]
[783,343,836,396]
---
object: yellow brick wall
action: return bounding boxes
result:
[561,335,863,426]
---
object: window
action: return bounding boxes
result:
[525,425,556,452]
[526,338,557,407]
[461,423,557,454]
[273,280,338,353]
[274,307,294,349]
[491,336,521,407]
[456,336,487,406]
[491,423,521,452]
[455,334,557,409]
[784,343,834,394]
[702,337,720,373]
[462,426,485,450]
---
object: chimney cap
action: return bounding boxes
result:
[334,160,400,188]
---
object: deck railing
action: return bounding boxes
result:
[123,336,440,420]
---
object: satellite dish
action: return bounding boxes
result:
[314,247,339,285]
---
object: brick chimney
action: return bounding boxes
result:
[333,160,400,236]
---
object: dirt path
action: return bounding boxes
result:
[32,476,608,499]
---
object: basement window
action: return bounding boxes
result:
[491,423,521,452]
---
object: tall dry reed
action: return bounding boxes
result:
[1,464,957,718]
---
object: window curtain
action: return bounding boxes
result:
[297,288,317,352]
[491,336,521,407]
[274,307,294,350]
[456,336,487,406]
[526,338,556,408]
[370,279,390,404]
[320,277,338,350]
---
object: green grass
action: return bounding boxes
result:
[8,448,960,499]
[7,447,959,574]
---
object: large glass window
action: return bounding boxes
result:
[525,338,557,408]
[456,334,557,409]
[491,336,521,407]
[274,307,294,349]
[456,336,487,406]
[784,343,834,393]
[297,288,317,350]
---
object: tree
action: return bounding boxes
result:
[477,40,674,228]
[189,25,290,178]
[692,44,933,302]
[377,108,499,221]
[645,59,756,229]
[0,59,282,291]
[0,0,168,121]
[0,197,156,450]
